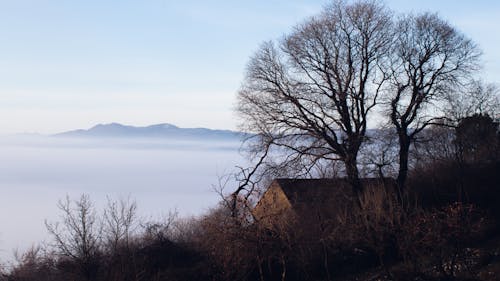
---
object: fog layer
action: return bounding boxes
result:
[0,136,245,261]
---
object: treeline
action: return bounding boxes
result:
[1,114,499,281]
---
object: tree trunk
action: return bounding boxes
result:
[397,133,411,200]
[257,253,265,281]
[280,254,287,281]
[322,242,332,281]
[344,152,364,209]
[345,152,362,195]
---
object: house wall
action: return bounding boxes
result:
[252,182,293,226]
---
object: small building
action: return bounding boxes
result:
[252,178,394,230]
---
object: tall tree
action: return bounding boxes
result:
[386,13,480,193]
[237,0,392,195]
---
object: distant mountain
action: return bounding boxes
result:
[54,123,246,140]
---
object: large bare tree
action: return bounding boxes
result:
[386,13,481,193]
[237,0,392,195]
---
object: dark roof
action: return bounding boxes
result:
[253,177,396,229]
[275,178,350,206]
[275,178,392,204]
[272,178,395,217]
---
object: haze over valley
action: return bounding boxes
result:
[0,123,245,261]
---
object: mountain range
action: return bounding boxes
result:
[54,123,245,140]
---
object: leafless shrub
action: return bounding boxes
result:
[103,196,138,253]
[398,203,491,279]
[45,194,102,281]
[9,246,58,281]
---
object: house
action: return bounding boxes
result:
[252,178,394,230]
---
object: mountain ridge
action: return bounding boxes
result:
[54,123,245,140]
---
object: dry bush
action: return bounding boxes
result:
[397,202,491,279]
[194,204,258,281]
[357,184,405,261]
[45,195,102,281]
[8,246,60,281]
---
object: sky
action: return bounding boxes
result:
[0,0,498,134]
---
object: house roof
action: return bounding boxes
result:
[274,178,392,206]
[252,177,396,225]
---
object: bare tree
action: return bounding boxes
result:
[385,13,481,193]
[45,195,101,280]
[445,79,499,122]
[103,196,138,252]
[237,0,392,196]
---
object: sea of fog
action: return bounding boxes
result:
[0,136,247,262]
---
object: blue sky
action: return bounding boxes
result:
[0,0,498,134]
